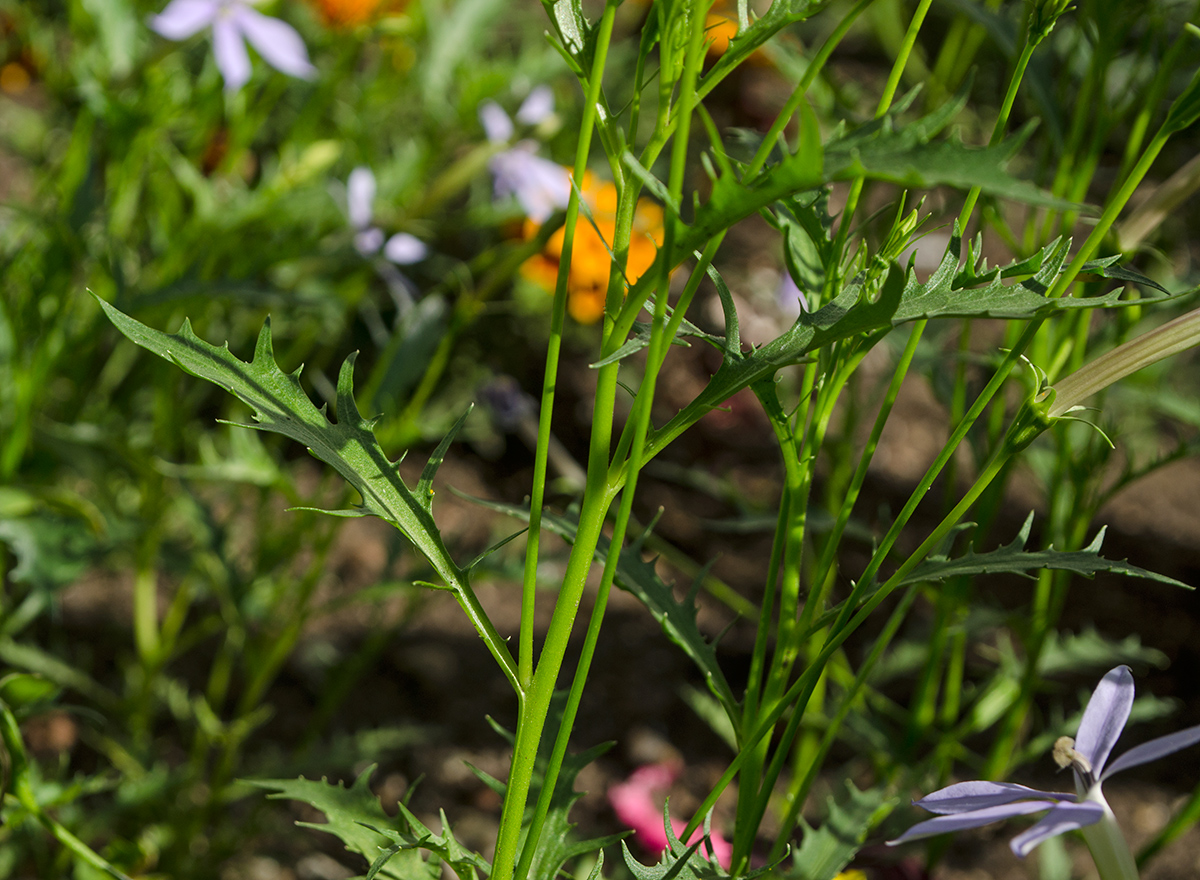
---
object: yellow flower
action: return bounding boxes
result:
[521,172,664,324]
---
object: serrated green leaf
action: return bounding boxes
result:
[785,782,892,880]
[94,297,520,691]
[95,300,450,569]
[705,263,742,360]
[416,406,471,513]
[248,767,429,879]
[1078,256,1170,293]
[363,802,491,880]
[1037,628,1169,677]
[898,511,1192,590]
[644,233,1164,467]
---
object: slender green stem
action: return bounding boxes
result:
[518,8,618,692]
[491,8,619,879]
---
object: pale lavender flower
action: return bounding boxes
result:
[480,90,569,223]
[150,0,316,92]
[889,666,1200,877]
[346,167,427,266]
[778,271,809,318]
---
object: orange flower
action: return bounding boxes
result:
[310,0,383,28]
[521,172,665,324]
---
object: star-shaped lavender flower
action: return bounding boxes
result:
[150,0,316,92]
[889,666,1200,879]
[479,87,570,223]
[346,167,427,265]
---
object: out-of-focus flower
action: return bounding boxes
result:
[889,666,1200,880]
[521,171,664,324]
[778,271,810,319]
[704,8,739,57]
[0,61,31,95]
[309,0,381,28]
[481,88,570,224]
[150,0,316,92]
[608,762,732,868]
[346,166,426,265]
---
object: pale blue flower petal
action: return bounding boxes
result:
[1010,802,1105,857]
[212,14,252,92]
[480,101,514,143]
[489,146,570,223]
[355,228,384,256]
[347,167,376,230]
[1076,666,1134,777]
[916,781,1076,815]
[150,0,219,39]
[383,233,427,265]
[1103,723,1200,780]
[778,272,807,318]
[516,85,554,126]
[234,6,316,80]
[887,800,1060,846]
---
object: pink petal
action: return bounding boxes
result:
[233,7,316,80]
[211,15,251,92]
[149,0,218,39]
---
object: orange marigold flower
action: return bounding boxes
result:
[521,172,665,325]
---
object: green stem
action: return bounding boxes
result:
[518,5,617,692]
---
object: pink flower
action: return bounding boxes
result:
[608,762,733,868]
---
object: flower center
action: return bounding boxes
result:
[1053,735,1096,788]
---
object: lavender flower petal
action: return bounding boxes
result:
[1075,666,1134,777]
[778,272,808,318]
[355,228,384,256]
[916,781,1076,815]
[479,101,513,143]
[1103,723,1200,780]
[383,233,427,265]
[149,0,218,39]
[515,85,554,125]
[1010,802,1105,857]
[235,6,316,79]
[887,801,1060,846]
[347,167,376,230]
[489,146,570,223]
[211,14,252,92]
